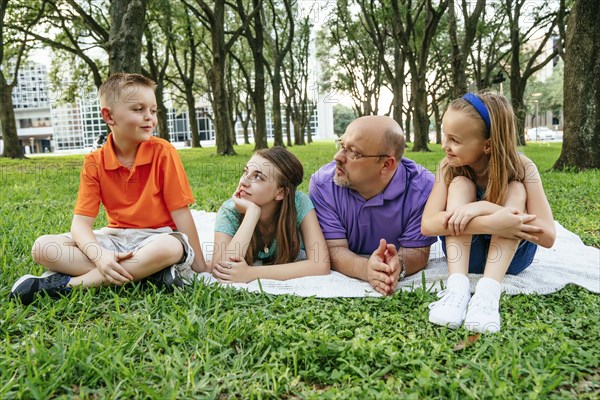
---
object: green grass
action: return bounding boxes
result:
[1,141,598,399]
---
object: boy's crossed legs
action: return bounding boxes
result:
[11,227,194,304]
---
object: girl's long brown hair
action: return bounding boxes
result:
[243,146,304,265]
[443,91,524,204]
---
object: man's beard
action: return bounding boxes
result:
[333,164,352,188]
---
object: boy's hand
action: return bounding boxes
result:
[96,251,134,285]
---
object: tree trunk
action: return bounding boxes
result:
[230,111,238,146]
[293,117,305,145]
[155,81,169,141]
[391,46,404,126]
[108,0,147,74]
[411,80,430,151]
[432,97,442,144]
[510,79,527,146]
[250,0,268,150]
[210,4,235,155]
[554,0,600,170]
[285,106,292,147]
[242,118,250,145]
[404,105,412,144]
[0,72,24,158]
[185,86,201,147]
[448,0,484,98]
[271,60,285,147]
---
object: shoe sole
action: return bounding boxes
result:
[428,314,463,330]
[9,274,39,304]
[464,321,501,333]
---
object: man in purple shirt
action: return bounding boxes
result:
[309,116,436,296]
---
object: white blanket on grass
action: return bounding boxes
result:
[189,210,599,297]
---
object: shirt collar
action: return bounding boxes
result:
[103,133,154,170]
[352,161,406,207]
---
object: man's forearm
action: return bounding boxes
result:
[328,245,369,281]
[400,247,430,276]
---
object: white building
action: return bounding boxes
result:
[10,62,53,153]
[2,61,333,153]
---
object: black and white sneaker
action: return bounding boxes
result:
[9,273,71,305]
[143,266,184,290]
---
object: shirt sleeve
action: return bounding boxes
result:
[308,175,347,240]
[295,191,315,226]
[161,146,195,211]
[73,154,101,218]
[214,199,240,237]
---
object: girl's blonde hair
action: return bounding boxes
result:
[243,146,303,265]
[444,91,524,204]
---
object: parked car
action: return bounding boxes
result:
[527,127,555,141]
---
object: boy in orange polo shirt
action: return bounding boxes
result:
[10,73,208,305]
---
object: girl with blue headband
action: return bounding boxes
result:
[421,91,556,333]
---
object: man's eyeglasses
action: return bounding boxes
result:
[335,139,389,160]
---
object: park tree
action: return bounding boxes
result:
[183,0,260,155]
[168,3,211,148]
[13,0,149,79]
[504,0,561,145]
[228,39,256,145]
[333,104,356,136]
[283,16,314,145]
[429,28,453,144]
[182,0,260,155]
[142,0,173,141]
[0,1,45,158]
[554,0,600,170]
[537,60,563,119]
[318,1,384,117]
[469,2,510,92]
[358,0,405,125]
[447,0,485,98]
[392,0,449,152]
[264,0,295,148]
[17,0,107,90]
[108,0,147,74]
[234,0,268,150]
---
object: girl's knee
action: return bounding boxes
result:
[447,176,476,204]
[449,175,475,188]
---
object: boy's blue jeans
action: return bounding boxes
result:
[440,235,538,275]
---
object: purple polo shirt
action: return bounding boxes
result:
[309,159,436,254]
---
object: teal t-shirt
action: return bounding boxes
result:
[214,191,314,260]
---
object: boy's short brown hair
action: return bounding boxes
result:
[98,73,157,108]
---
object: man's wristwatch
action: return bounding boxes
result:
[398,253,406,281]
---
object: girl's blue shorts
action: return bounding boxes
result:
[440,235,537,275]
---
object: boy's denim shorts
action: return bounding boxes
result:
[61,227,195,274]
[440,235,537,275]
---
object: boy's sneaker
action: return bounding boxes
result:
[428,289,471,329]
[9,273,71,305]
[143,266,184,290]
[464,292,501,333]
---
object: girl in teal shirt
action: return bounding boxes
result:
[211,147,330,283]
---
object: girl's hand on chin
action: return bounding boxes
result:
[232,189,260,215]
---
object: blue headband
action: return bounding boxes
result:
[463,93,491,134]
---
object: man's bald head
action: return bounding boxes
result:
[345,116,405,160]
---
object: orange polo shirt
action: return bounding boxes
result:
[74,134,194,229]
